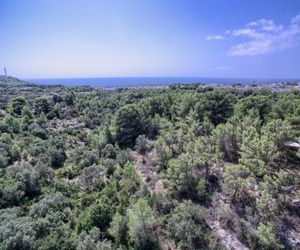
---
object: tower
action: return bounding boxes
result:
[4,67,7,80]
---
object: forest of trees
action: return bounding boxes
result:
[0,79,299,249]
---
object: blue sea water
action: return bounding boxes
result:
[27,77,299,88]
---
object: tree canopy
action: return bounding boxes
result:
[0,81,299,249]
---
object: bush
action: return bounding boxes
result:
[134,135,149,154]
[50,148,66,168]
[102,144,116,159]
[78,165,105,191]
[8,96,27,116]
[127,198,158,249]
[29,192,69,218]
[255,222,282,249]
[6,162,40,199]
[216,203,232,228]
[0,208,36,250]
[78,196,113,233]
[115,104,144,147]
[167,200,209,249]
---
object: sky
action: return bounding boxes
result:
[0,0,300,79]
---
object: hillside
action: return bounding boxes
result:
[0,82,299,250]
[0,75,30,85]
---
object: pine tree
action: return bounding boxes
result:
[121,162,140,194]
[255,222,282,249]
[115,104,143,147]
[223,164,251,201]
[193,136,219,176]
[239,125,275,176]
[167,154,197,199]
[213,123,239,163]
[127,198,157,249]
[153,138,172,171]
[256,185,278,219]
[108,213,128,246]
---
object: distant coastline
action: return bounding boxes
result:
[26,77,300,88]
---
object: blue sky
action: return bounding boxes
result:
[0,0,300,78]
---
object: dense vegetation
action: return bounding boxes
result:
[0,78,299,250]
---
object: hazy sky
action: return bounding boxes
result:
[0,0,300,78]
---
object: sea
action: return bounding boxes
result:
[27,77,300,89]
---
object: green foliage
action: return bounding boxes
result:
[35,97,50,114]
[134,134,149,154]
[0,152,9,168]
[0,84,299,249]
[120,162,140,194]
[4,115,20,133]
[101,144,116,159]
[195,90,235,125]
[29,192,70,218]
[216,203,232,227]
[239,121,276,176]
[21,106,33,123]
[153,138,172,170]
[108,212,128,245]
[256,186,278,219]
[64,92,75,106]
[0,208,36,250]
[91,126,113,152]
[262,119,294,149]
[78,165,105,191]
[8,96,27,116]
[167,154,198,199]
[213,123,239,162]
[115,104,143,147]
[30,122,48,139]
[49,148,66,168]
[223,164,251,201]
[271,93,300,135]
[75,227,114,250]
[127,198,158,249]
[78,196,113,233]
[167,200,209,249]
[255,222,282,249]
[235,93,273,122]
[5,162,40,200]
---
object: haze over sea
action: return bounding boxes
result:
[27,77,300,88]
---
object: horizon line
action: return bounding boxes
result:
[23,76,300,81]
